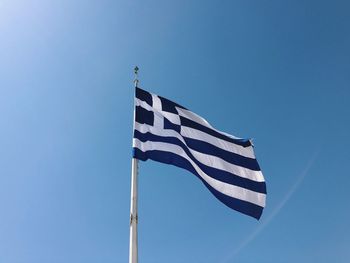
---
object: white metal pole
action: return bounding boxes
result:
[129,66,139,263]
[129,158,138,263]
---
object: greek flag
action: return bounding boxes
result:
[132,87,266,219]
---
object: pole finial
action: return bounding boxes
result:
[134,66,139,88]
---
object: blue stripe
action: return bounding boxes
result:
[158,95,187,113]
[134,130,266,194]
[180,116,252,148]
[135,106,154,126]
[164,118,181,133]
[136,87,152,106]
[133,148,264,220]
[183,137,261,171]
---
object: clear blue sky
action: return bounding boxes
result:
[0,0,349,262]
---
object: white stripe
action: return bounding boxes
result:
[176,107,213,128]
[162,111,181,125]
[134,123,265,182]
[135,97,151,110]
[180,126,256,159]
[151,94,163,128]
[133,138,266,207]
[176,107,244,141]
[151,94,162,111]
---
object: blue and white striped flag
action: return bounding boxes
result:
[132,87,266,219]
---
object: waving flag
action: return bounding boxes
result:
[132,87,266,219]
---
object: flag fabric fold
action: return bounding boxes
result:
[132,87,266,219]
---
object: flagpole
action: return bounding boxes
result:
[129,66,139,263]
